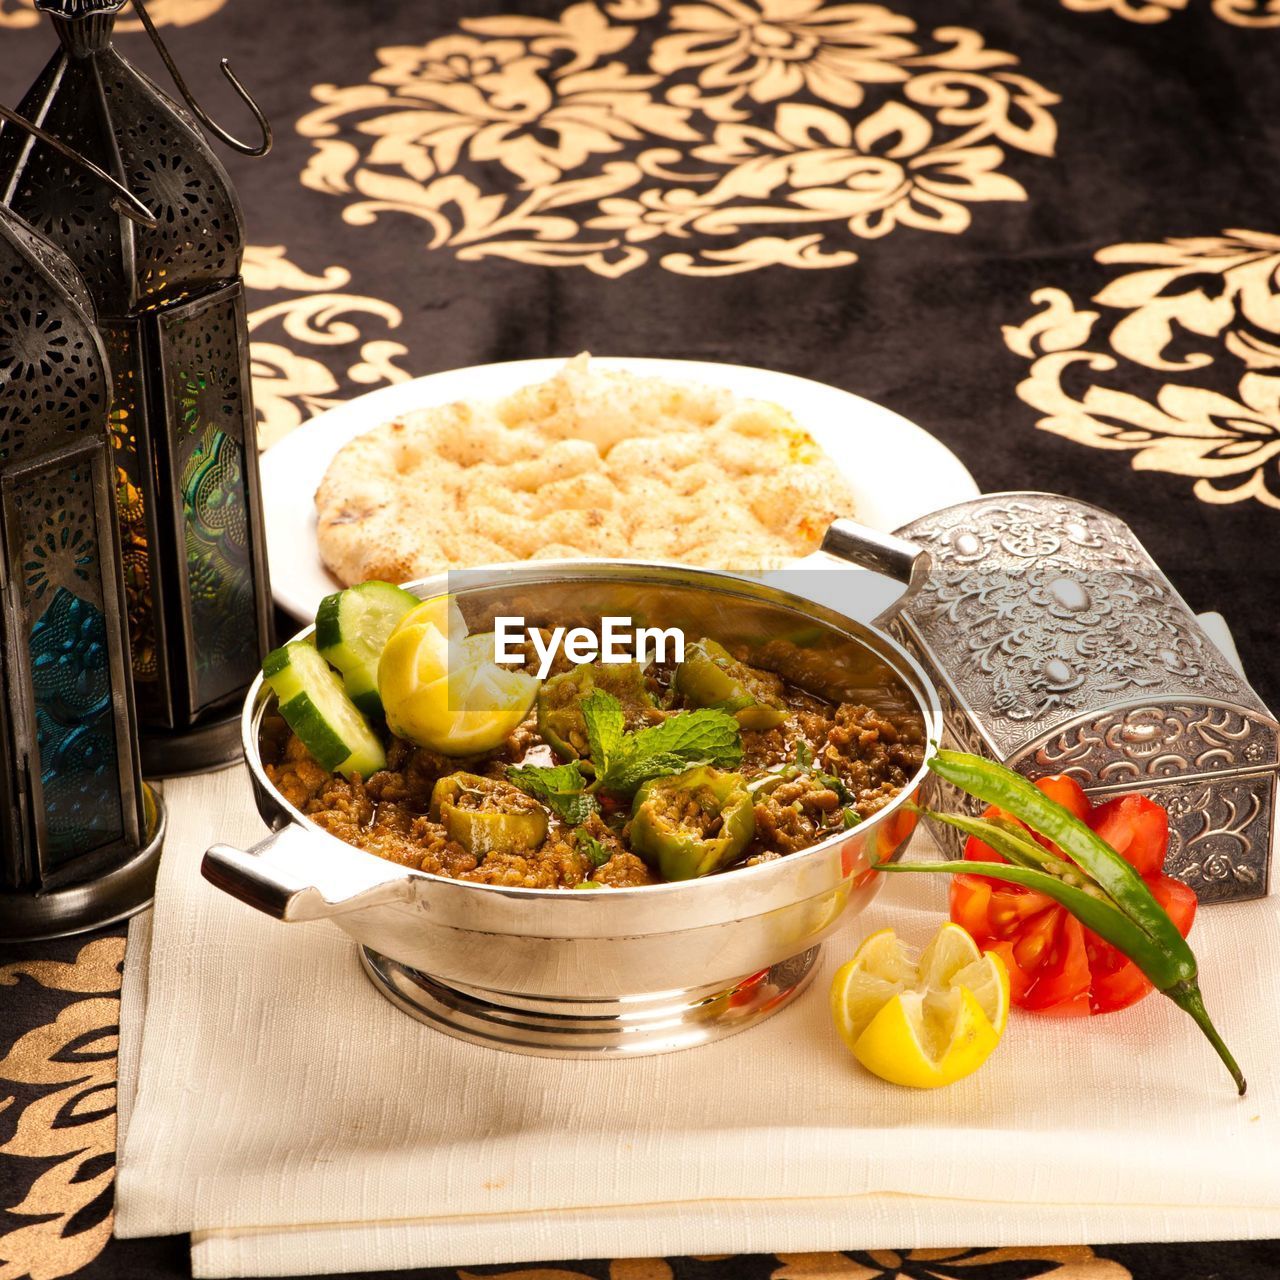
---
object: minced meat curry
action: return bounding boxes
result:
[263,635,924,889]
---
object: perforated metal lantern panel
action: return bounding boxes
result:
[0,213,103,450]
[1,25,242,312]
[0,202,148,896]
[1,441,142,889]
[0,2,272,762]
[149,283,267,721]
[93,292,271,730]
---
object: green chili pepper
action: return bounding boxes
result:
[883,859,1188,989]
[630,765,755,881]
[673,639,788,731]
[536,663,656,763]
[913,807,1104,887]
[930,751,1190,960]
[429,772,548,857]
[877,750,1245,1095]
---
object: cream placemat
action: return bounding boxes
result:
[113,761,1280,1278]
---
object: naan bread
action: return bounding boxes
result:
[315,355,857,585]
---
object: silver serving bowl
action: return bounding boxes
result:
[203,523,941,1057]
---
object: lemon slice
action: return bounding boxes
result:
[398,594,467,644]
[378,602,538,755]
[830,921,1009,1089]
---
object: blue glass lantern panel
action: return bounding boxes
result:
[3,441,132,873]
[155,285,264,715]
[32,587,122,862]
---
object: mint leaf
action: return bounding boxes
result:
[599,750,695,795]
[626,708,743,768]
[598,708,742,795]
[505,762,599,825]
[580,688,625,773]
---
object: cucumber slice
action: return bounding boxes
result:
[315,580,420,719]
[263,641,386,778]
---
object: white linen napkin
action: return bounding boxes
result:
[114,750,1280,1279]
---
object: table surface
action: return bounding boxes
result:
[2,0,1278,1277]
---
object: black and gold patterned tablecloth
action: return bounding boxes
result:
[2,0,1278,1277]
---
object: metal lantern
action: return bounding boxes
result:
[0,103,164,941]
[0,0,274,775]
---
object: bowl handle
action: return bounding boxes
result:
[819,518,931,595]
[202,825,416,922]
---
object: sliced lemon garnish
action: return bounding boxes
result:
[830,921,1009,1089]
[397,594,468,644]
[378,602,538,755]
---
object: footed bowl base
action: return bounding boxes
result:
[358,943,821,1058]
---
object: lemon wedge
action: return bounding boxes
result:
[397,595,467,644]
[830,921,1009,1089]
[378,598,538,755]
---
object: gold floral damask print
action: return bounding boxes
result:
[462,1247,1133,1280]
[0,0,226,29]
[460,1264,676,1280]
[772,1249,1133,1279]
[0,937,124,1280]
[1058,0,1279,26]
[1004,229,1280,510]
[298,0,1059,277]
[243,245,412,449]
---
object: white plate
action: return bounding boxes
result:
[260,357,980,621]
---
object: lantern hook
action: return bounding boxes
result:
[129,0,273,158]
[0,102,157,228]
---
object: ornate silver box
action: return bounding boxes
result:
[888,492,1278,902]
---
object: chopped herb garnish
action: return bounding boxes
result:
[817,768,856,807]
[573,828,613,869]
[786,738,855,806]
[749,738,860,826]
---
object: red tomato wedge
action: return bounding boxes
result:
[1086,793,1168,878]
[948,775,1195,1015]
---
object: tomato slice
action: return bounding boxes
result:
[988,887,1059,936]
[1149,872,1197,936]
[1086,873,1196,1012]
[986,940,1035,1005]
[948,780,1192,1019]
[1035,774,1090,820]
[1019,911,1093,1012]
[1086,794,1169,878]
[949,874,993,940]
[1089,958,1153,1012]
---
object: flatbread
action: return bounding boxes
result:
[315,355,857,586]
